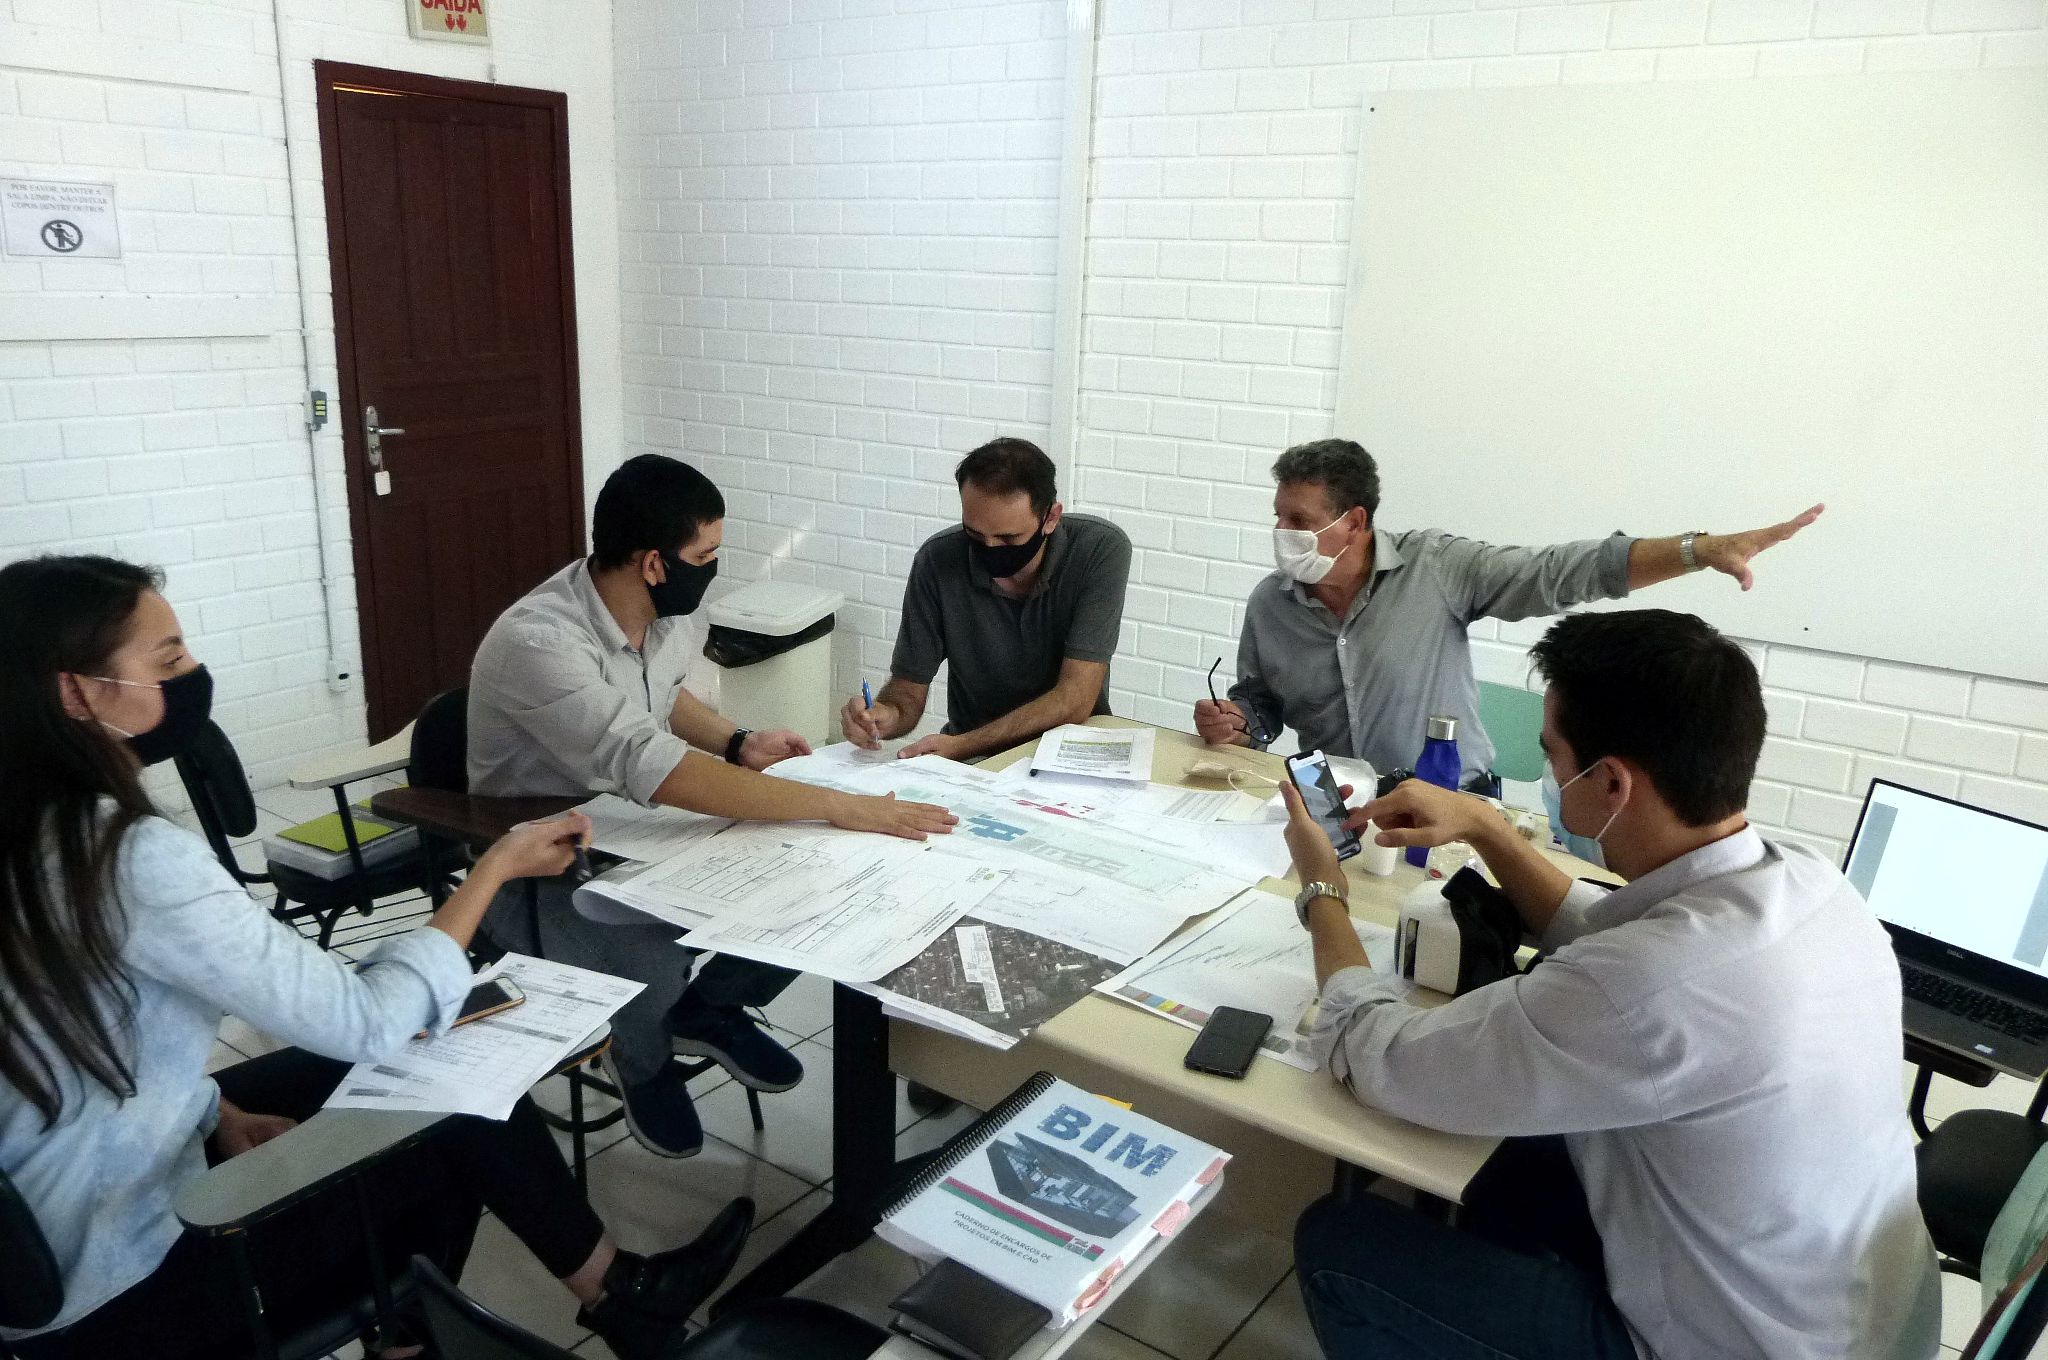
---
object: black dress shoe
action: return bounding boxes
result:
[578,1197,755,1357]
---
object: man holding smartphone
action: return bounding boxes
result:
[1275,609,1936,1360]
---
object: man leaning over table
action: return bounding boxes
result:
[840,437,1132,761]
[1276,608,1938,1360]
[1195,437,1822,789]
[469,453,956,1160]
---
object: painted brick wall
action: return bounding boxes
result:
[1,0,620,794]
[612,0,1070,720]
[617,0,2048,862]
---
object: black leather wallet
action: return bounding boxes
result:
[889,1258,1053,1360]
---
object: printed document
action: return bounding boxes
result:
[1097,892,1411,1071]
[859,920,1126,1049]
[572,793,730,864]
[1028,725,1156,783]
[326,954,643,1119]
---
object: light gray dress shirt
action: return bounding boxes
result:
[1229,528,1633,782]
[0,814,470,1341]
[469,559,706,803]
[1309,829,1941,1360]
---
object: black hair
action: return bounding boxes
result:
[0,555,162,1127]
[1529,609,1766,827]
[591,454,727,569]
[954,438,1057,519]
[1272,438,1381,520]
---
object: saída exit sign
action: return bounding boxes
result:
[406,0,489,44]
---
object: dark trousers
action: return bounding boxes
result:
[13,1048,606,1360]
[485,877,796,1084]
[1295,1138,1636,1360]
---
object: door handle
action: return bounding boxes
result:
[363,404,405,496]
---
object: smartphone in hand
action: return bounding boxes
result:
[1285,749,1363,862]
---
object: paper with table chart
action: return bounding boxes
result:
[1027,724,1156,783]
[325,954,643,1119]
[572,793,730,865]
[640,823,1013,981]
[1097,891,1415,1072]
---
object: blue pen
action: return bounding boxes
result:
[861,680,873,711]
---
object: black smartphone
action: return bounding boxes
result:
[1285,749,1363,861]
[1184,1005,1274,1079]
[455,977,525,1027]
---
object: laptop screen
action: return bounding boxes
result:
[1845,779,2048,981]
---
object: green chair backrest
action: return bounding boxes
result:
[1477,682,1547,784]
[1967,1144,2048,1358]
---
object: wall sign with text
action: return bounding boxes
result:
[407,0,489,43]
[1,179,120,259]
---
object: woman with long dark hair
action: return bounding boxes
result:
[0,556,754,1360]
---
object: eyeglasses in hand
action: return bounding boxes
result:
[1207,657,1272,746]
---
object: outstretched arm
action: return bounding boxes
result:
[1627,503,1824,592]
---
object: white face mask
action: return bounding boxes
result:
[1272,514,1349,584]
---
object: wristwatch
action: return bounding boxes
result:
[1295,880,1349,928]
[723,727,752,766]
[1679,530,1709,572]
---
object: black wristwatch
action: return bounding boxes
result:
[724,728,752,766]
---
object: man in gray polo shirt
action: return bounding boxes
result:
[841,438,1131,761]
[1193,438,1822,786]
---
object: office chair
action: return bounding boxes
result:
[406,689,765,1181]
[412,1255,888,1360]
[1958,1144,2048,1358]
[0,1161,457,1360]
[173,719,455,950]
[1918,1071,2048,1279]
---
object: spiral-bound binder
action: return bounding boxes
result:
[880,1071,1056,1217]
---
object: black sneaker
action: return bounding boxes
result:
[601,1048,704,1159]
[669,1003,804,1093]
[577,1198,755,1359]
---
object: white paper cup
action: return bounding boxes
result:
[1358,822,1400,877]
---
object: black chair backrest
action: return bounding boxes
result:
[171,719,263,884]
[409,689,471,795]
[0,1168,65,1332]
[410,1255,576,1360]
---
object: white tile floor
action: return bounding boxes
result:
[194,778,2008,1360]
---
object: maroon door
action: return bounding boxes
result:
[316,61,585,740]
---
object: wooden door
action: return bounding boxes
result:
[316,62,585,740]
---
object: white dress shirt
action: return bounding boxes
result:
[1310,828,1941,1360]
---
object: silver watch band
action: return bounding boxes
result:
[1679,530,1708,571]
[1295,880,1348,928]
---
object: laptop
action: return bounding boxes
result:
[1844,778,2048,1079]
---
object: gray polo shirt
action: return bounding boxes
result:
[468,559,705,804]
[1311,829,1941,1359]
[1229,527,1633,782]
[891,512,1131,736]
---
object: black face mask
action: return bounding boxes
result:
[969,515,1050,580]
[99,664,215,767]
[648,552,716,618]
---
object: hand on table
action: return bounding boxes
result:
[831,792,959,841]
[840,694,897,749]
[212,1101,297,1160]
[896,733,962,761]
[1193,698,1253,747]
[480,811,593,881]
[740,728,812,770]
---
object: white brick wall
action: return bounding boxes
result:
[2,0,620,793]
[615,0,2048,862]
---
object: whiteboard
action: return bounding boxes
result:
[1335,72,2048,683]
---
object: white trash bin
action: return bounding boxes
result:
[704,581,844,747]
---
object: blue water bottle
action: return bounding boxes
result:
[1406,715,1462,868]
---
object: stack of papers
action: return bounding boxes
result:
[1027,725,1157,783]
[326,954,644,1119]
